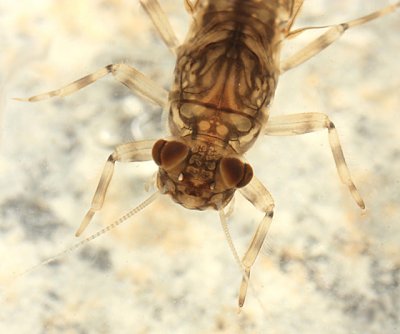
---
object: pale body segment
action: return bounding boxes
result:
[17,0,400,308]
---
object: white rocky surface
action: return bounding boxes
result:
[1,1,399,333]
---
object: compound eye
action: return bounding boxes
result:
[219,157,253,188]
[152,139,189,171]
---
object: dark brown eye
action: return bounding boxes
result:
[152,139,167,166]
[236,163,253,188]
[219,157,253,188]
[152,139,189,170]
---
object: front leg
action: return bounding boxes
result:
[76,140,156,237]
[238,177,275,308]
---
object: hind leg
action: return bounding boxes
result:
[140,0,180,54]
[281,2,400,73]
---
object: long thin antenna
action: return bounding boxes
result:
[218,209,267,314]
[219,209,243,271]
[16,191,159,278]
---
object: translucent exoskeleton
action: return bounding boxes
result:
[15,0,400,308]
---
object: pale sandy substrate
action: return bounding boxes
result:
[1,1,399,333]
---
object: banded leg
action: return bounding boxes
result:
[264,113,365,209]
[16,64,169,108]
[281,2,400,73]
[238,177,275,308]
[76,140,156,237]
[140,0,180,54]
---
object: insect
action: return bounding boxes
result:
[15,0,399,309]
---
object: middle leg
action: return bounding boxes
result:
[264,112,365,209]
[16,64,169,108]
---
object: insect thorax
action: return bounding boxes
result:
[155,1,292,210]
[168,0,288,153]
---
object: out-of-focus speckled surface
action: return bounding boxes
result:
[1,1,399,333]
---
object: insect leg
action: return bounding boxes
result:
[238,177,275,308]
[264,113,365,209]
[283,0,305,36]
[76,140,156,237]
[280,2,400,73]
[183,0,199,15]
[140,0,180,54]
[16,64,169,108]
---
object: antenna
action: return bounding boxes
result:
[218,208,267,314]
[15,192,159,278]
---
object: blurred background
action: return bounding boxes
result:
[1,1,399,333]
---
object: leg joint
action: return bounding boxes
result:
[109,153,117,162]
[340,23,349,31]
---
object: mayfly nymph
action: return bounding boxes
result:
[17,0,400,308]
